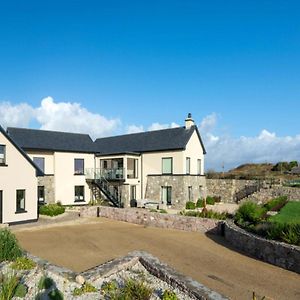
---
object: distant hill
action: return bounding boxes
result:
[206,162,299,180]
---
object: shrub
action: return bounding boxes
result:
[0,273,19,300]
[121,278,152,300]
[264,196,288,211]
[206,196,215,205]
[235,202,266,225]
[48,288,64,300]
[13,283,27,298]
[162,289,178,300]
[196,198,204,208]
[101,280,118,295]
[39,204,65,217]
[185,201,196,209]
[159,209,167,214]
[38,276,54,290]
[72,282,97,296]
[267,222,300,245]
[0,229,23,262]
[11,257,36,270]
[180,210,228,220]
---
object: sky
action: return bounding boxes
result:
[0,1,299,170]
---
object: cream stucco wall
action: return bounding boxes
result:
[0,132,38,223]
[54,152,95,205]
[27,151,54,174]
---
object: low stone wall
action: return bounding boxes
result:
[80,206,219,234]
[221,221,300,274]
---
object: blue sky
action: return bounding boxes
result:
[0,1,299,170]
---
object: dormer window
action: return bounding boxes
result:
[0,145,6,165]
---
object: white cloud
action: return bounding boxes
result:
[199,114,300,171]
[36,97,120,139]
[148,122,180,131]
[0,101,34,129]
[126,124,144,134]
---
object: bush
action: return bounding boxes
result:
[48,288,64,300]
[73,282,97,296]
[101,280,118,295]
[39,204,65,217]
[264,196,288,211]
[11,257,36,270]
[196,198,204,208]
[0,229,23,262]
[206,196,215,205]
[0,273,19,300]
[13,283,27,298]
[235,202,266,225]
[180,210,228,220]
[38,276,54,290]
[267,222,300,245]
[162,289,178,300]
[185,201,196,209]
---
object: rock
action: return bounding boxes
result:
[75,275,85,285]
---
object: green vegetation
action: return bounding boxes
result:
[0,273,20,300]
[39,204,65,217]
[162,289,178,300]
[266,223,300,245]
[72,282,97,296]
[196,198,204,208]
[159,209,168,214]
[269,201,300,224]
[235,202,266,226]
[263,196,287,211]
[181,209,228,220]
[102,278,152,300]
[0,229,23,262]
[14,283,27,298]
[272,161,298,172]
[38,276,54,290]
[11,257,36,270]
[48,288,64,300]
[185,201,196,209]
[206,196,215,205]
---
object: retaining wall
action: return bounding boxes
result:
[221,221,300,274]
[80,206,219,234]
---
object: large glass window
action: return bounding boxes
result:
[161,186,172,205]
[33,157,45,173]
[186,157,191,174]
[127,158,138,179]
[74,159,84,175]
[74,186,85,202]
[0,145,6,165]
[162,158,173,174]
[197,159,202,175]
[38,186,45,203]
[16,190,26,212]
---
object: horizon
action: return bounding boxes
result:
[0,1,299,170]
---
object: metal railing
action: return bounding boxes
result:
[85,168,125,180]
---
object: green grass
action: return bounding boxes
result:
[270,201,300,224]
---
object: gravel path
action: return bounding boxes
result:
[15,217,300,300]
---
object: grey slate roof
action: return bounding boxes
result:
[7,127,95,153]
[94,125,206,155]
[0,126,43,176]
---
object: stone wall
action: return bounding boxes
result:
[80,206,219,234]
[145,175,206,209]
[38,175,55,204]
[221,221,300,274]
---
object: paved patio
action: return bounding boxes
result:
[14,217,300,300]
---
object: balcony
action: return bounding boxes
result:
[85,168,125,181]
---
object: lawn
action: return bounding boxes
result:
[270,201,300,224]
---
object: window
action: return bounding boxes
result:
[127,158,138,179]
[38,186,45,203]
[16,190,26,213]
[188,186,193,201]
[33,157,45,173]
[74,186,85,202]
[186,157,191,174]
[0,145,6,165]
[161,186,172,205]
[197,159,202,175]
[74,159,84,175]
[162,158,173,174]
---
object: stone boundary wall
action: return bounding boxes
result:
[80,206,220,234]
[221,221,300,274]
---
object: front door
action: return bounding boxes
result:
[0,191,3,224]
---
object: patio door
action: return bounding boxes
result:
[161,186,172,205]
[0,191,2,224]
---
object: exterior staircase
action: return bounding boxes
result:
[85,169,121,207]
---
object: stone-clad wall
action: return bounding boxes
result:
[38,175,55,204]
[80,206,219,234]
[221,221,300,274]
[145,175,206,209]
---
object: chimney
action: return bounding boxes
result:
[185,113,195,129]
